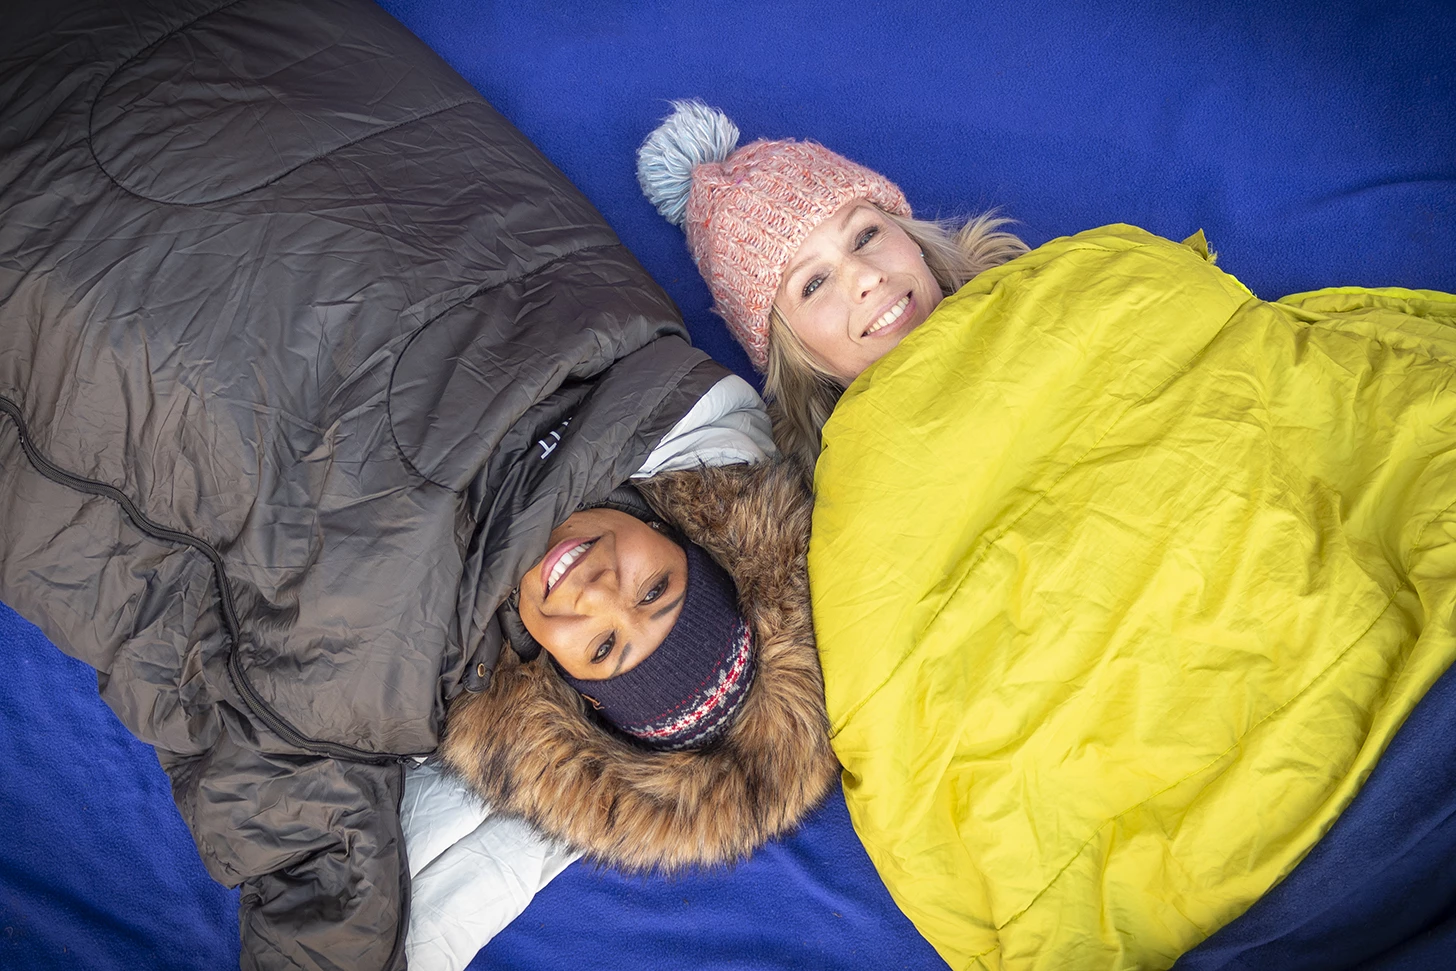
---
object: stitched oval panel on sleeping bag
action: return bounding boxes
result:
[89,0,475,205]
[388,247,686,492]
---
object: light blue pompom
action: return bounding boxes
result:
[637,100,740,228]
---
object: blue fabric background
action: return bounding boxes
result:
[2,1,1454,969]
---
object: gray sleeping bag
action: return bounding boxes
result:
[0,0,726,967]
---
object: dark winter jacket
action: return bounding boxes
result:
[0,0,729,967]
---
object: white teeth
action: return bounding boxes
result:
[546,541,592,594]
[866,295,909,336]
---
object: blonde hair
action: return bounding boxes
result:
[763,210,1028,472]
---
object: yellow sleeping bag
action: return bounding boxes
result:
[810,225,1456,970]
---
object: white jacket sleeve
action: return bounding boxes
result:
[632,374,776,476]
[402,762,579,971]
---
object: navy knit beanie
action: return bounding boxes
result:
[558,540,755,751]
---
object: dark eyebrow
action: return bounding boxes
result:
[609,589,686,676]
[651,590,685,622]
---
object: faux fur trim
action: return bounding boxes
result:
[440,459,838,870]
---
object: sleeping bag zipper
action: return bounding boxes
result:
[0,393,411,766]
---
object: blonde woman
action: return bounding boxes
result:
[639,99,1456,971]
[637,100,1027,469]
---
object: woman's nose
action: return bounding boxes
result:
[575,563,620,606]
[575,573,633,628]
[851,256,884,301]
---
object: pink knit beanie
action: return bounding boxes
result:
[637,101,910,371]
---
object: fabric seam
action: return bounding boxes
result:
[83,0,477,207]
[385,241,627,489]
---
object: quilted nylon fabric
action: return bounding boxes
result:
[809,225,1456,970]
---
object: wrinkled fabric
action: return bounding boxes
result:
[809,225,1456,970]
[0,0,725,967]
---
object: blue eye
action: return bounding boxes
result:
[855,226,879,249]
[591,633,615,663]
[801,275,824,299]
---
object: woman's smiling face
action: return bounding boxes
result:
[773,201,943,382]
[516,508,686,681]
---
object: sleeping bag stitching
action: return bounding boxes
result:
[86,92,478,207]
[0,391,408,765]
[384,241,624,489]
[83,0,479,207]
[83,0,247,123]
[1272,294,1456,577]
[1410,494,1456,576]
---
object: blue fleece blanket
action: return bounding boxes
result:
[3,1,1454,969]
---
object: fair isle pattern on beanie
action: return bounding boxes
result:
[684,138,910,371]
[614,619,755,751]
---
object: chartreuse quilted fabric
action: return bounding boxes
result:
[810,225,1456,970]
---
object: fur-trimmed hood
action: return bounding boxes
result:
[440,459,838,870]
